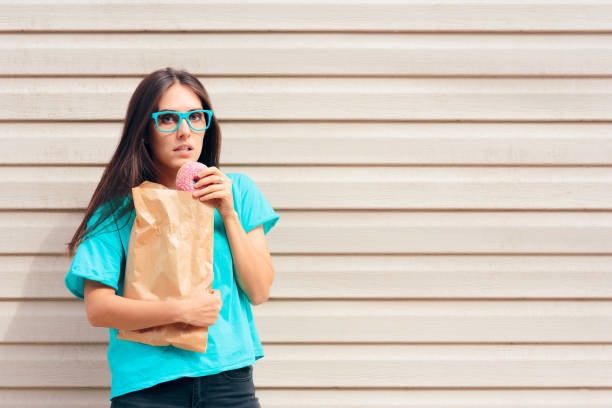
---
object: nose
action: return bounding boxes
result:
[176,115,191,138]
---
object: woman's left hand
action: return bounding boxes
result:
[192,166,235,218]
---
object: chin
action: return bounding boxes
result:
[174,156,195,166]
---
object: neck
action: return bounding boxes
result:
[155,168,178,190]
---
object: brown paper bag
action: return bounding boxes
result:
[116,181,215,353]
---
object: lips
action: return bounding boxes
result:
[173,144,193,151]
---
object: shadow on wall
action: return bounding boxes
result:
[3,213,111,401]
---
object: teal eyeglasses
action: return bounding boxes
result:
[151,109,213,132]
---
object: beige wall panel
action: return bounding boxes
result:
[3,122,612,166]
[2,389,612,408]
[3,78,612,121]
[3,300,612,343]
[3,1,612,32]
[0,389,109,408]
[3,166,612,210]
[4,255,612,300]
[2,344,612,387]
[5,33,612,75]
[240,389,612,408]
[2,0,611,405]
[2,211,612,255]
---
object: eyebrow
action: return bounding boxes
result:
[159,107,203,112]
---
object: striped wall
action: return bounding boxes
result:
[2,1,612,407]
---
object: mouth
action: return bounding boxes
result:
[173,146,193,152]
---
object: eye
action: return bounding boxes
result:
[160,113,177,123]
[189,112,202,120]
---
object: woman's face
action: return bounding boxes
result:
[149,82,206,187]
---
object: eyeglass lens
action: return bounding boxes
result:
[157,111,209,131]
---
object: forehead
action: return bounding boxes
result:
[158,83,202,110]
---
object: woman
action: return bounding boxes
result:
[64,67,279,407]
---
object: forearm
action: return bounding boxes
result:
[222,211,273,305]
[91,294,187,330]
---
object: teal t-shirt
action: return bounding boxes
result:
[64,173,280,401]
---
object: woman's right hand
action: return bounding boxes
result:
[180,271,222,327]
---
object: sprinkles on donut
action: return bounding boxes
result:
[176,161,208,191]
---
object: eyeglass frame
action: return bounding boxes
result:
[150,109,213,132]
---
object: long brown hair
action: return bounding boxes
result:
[65,67,221,257]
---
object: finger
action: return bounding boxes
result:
[199,191,224,201]
[194,175,221,189]
[198,167,220,178]
[193,183,224,197]
[195,185,224,199]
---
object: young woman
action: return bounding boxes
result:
[65,67,279,407]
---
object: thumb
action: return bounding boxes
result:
[201,271,214,286]
[203,271,214,292]
[192,272,213,293]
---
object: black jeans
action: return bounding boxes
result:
[110,365,261,408]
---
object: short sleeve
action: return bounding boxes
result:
[64,202,124,300]
[236,174,280,235]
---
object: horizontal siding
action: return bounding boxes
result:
[3,77,612,120]
[3,300,612,343]
[4,166,612,210]
[4,255,612,300]
[3,344,612,387]
[3,1,611,406]
[5,33,612,76]
[3,1,612,32]
[3,390,612,408]
[2,122,612,165]
[2,211,612,254]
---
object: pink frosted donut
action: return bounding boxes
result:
[176,161,207,191]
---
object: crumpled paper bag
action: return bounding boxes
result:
[116,181,214,353]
